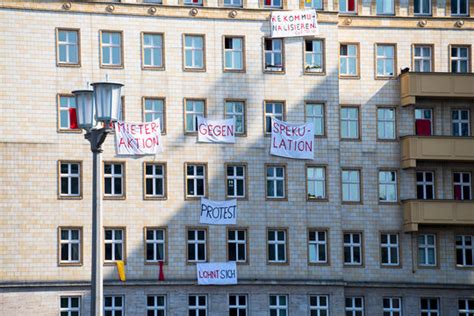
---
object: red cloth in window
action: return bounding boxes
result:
[454,185,462,200]
[69,108,78,129]
[348,0,355,11]
[416,119,431,136]
[158,261,165,281]
[193,0,199,3]
[265,0,271,5]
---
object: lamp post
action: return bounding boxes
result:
[72,81,123,316]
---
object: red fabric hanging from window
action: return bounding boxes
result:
[348,0,355,12]
[69,108,78,129]
[415,119,431,136]
[193,0,199,3]
[454,185,462,200]
[265,0,271,5]
[158,261,165,281]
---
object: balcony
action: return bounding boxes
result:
[400,136,474,168]
[403,200,474,232]
[400,72,474,106]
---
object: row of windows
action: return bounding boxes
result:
[58,227,474,267]
[59,293,474,316]
[56,29,473,76]
[59,161,473,201]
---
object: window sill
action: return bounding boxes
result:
[103,195,126,200]
[58,262,83,267]
[57,62,81,68]
[224,68,246,73]
[185,196,207,201]
[184,67,206,72]
[144,195,168,201]
[142,65,166,71]
[100,64,124,69]
[104,261,126,266]
[307,197,329,202]
[304,69,326,76]
[57,129,82,134]
[58,195,83,200]
[264,69,285,74]
[339,75,360,79]
[144,260,168,265]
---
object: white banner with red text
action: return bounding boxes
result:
[114,119,163,155]
[197,262,237,285]
[271,10,319,38]
[270,118,314,160]
[200,198,237,225]
[197,117,236,143]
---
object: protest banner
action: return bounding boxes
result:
[270,118,314,160]
[270,10,319,38]
[197,262,237,285]
[114,119,163,155]
[200,198,237,225]
[197,117,235,143]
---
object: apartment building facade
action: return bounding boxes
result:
[0,0,473,315]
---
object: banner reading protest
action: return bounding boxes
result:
[271,118,314,160]
[271,10,319,38]
[197,262,237,285]
[200,198,237,225]
[114,119,163,155]
[197,117,235,144]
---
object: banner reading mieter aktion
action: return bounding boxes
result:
[197,262,237,285]
[114,119,163,155]
[270,10,319,38]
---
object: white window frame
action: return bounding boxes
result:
[186,164,206,198]
[456,235,474,267]
[264,38,284,71]
[60,296,81,316]
[143,33,163,68]
[104,228,124,262]
[451,0,469,15]
[309,295,329,316]
[187,229,207,263]
[451,46,470,73]
[343,233,362,265]
[415,108,433,135]
[305,0,323,9]
[377,108,396,140]
[418,234,437,267]
[226,165,246,198]
[307,166,326,200]
[269,295,288,316]
[144,98,165,132]
[184,35,204,69]
[305,39,324,73]
[340,44,358,76]
[458,299,474,315]
[376,0,394,14]
[416,171,435,200]
[383,297,402,316]
[341,107,359,139]
[57,29,79,65]
[145,163,165,198]
[224,37,244,71]
[228,294,247,315]
[104,295,124,316]
[146,295,166,316]
[60,228,81,264]
[309,230,328,264]
[188,295,207,315]
[145,228,166,263]
[452,109,471,137]
[379,171,398,202]
[339,0,357,13]
[345,297,364,316]
[381,233,399,266]
[306,103,325,136]
[414,0,432,14]
[420,298,439,316]
[265,101,284,134]
[414,45,433,71]
[342,170,361,202]
[225,100,245,135]
[183,0,203,6]
[185,99,205,133]
[224,0,243,6]
[101,31,122,67]
[454,172,472,200]
[60,162,81,197]
[228,229,247,262]
[266,166,286,199]
[376,44,396,77]
[104,163,124,197]
[264,0,282,8]
[268,229,287,263]
[59,95,77,130]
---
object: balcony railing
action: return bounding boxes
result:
[400,72,474,106]
[403,199,474,232]
[401,135,474,168]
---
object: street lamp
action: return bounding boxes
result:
[72,81,123,316]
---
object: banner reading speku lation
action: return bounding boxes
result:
[197,117,235,144]
[271,118,314,160]
[114,119,163,155]
[271,10,319,38]
[200,198,237,225]
[197,262,237,285]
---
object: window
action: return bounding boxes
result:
[145,163,166,198]
[452,109,470,136]
[418,234,436,267]
[416,171,435,200]
[268,229,287,263]
[377,108,396,140]
[224,0,242,6]
[143,98,165,132]
[60,296,81,316]
[340,44,358,76]
[414,45,432,72]
[383,297,401,316]
[100,31,122,67]
[187,229,207,262]
[305,0,323,9]
[188,295,207,316]
[104,296,124,316]
[144,0,163,3]
[224,37,244,71]
[264,38,284,72]
[104,163,124,197]
[420,298,439,316]
[184,0,203,5]
[345,297,364,316]
[185,164,206,198]
[307,166,326,200]
[57,29,79,65]
[308,230,328,264]
[379,171,397,202]
[145,228,166,263]
[59,228,81,264]
[343,232,362,265]
[305,39,324,73]
[228,229,247,263]
[381,233,399,266]
[309,295,329,316]
[341,107,359,139]
[147,295,166,316]
[376,44,396,78]
[306,103,325,136]
[229,295,247,316]
[225,101,246,135]
[342,169,361,202]
[453,172,472,200]
[339,0,357,13]
[415,108,433,136]
[264,101,285,134]
[456,235,474,267]
[59,95,78,131]
[450,46,470,73]
[185,99,205,133]
[104,228,124,262]
[451,0,469,15]
[184,35,205,70]
[226,164,246,198]
[266,165,286,199]
[143,33,164,69]
[269,295,288,316]
[458,299,474,315]
[59,162,81,197]
[264,0,282,8]
[376,0,394,14]
[414,0,431,14]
